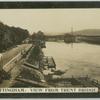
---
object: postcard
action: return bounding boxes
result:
[0,1,99,98]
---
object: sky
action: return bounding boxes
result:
[0,9,100,35]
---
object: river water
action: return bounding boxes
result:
[43,42,100,81]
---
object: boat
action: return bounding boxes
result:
[42,56,56,69]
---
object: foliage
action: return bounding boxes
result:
[0,22,29,52]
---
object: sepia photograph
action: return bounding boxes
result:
[0,2,100,97]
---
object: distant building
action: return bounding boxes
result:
[64,34,75,43]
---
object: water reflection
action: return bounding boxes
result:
[43,42,100,81]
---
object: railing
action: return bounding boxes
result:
[3,44,32,73]
[3,53,22,72]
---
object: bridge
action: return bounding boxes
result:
[45,35,64,41]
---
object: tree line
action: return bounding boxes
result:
[0,22,29,52]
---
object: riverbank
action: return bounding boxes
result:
[76,36,100,45]
[2,43,32,65]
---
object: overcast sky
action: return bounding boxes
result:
[0,9,100,35]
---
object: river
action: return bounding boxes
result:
[43,42,100,81]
